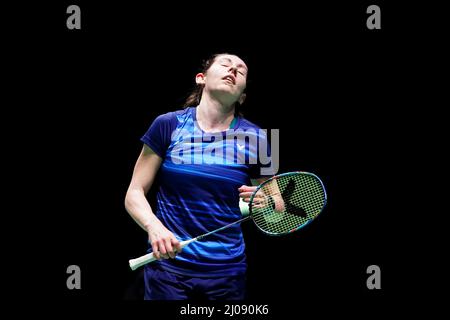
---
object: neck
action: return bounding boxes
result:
[196,95,236,132]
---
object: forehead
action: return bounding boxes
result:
[215,55,248,69]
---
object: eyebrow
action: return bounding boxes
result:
[218,57,248,70]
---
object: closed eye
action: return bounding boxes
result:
[221,63,246,76]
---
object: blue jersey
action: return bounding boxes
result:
[141,107,273,277]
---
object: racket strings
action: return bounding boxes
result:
[251,173,326,234]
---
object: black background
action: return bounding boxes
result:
[4,0,442,315]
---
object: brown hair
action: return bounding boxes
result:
[183,53,247,116]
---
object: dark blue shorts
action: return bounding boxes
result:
[144,265,246,300]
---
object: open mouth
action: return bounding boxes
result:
[222,75,235,85]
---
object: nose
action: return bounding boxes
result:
[228,66,238,76]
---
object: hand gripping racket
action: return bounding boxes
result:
[129,171,327,270]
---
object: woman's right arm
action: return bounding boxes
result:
[125,144,181,260]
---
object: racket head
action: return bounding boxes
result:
[249,171,327,236]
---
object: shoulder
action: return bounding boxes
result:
[238,117,268,139]
[154,108,190,122]
[149,108,193,129]
[238,117,262,131]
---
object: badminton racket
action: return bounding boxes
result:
[129,171,327,270]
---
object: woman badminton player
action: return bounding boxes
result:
[125,53,276,300]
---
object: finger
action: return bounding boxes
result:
[164,239,175,259]
[172,238,182,254]
[239,191,254,198]
[238,185,256,192]
[151,240,161,260]
[158,241,169,259]
[260,194,271,202]
[252,197,264,205]
[159,240,167,257]
[253,199,268,208]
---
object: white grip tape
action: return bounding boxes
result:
[239,198,250,216]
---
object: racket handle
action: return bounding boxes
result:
[129,239,196,271]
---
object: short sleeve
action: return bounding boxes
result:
[140,112,176,158]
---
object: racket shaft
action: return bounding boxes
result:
[130,217,251,270]
[129,239,196,270]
